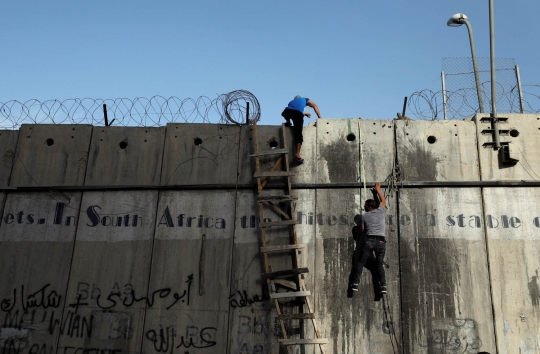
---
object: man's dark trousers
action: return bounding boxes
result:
[350,237,386,287]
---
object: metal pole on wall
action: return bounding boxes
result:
[489,0,501,149]
[463,19,485,113]
[441,71,448,120]
[515,64,525,113]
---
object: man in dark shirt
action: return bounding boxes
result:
[347,214,382,301]
[348,182,388,296]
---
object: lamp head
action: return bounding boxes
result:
[447,13,468,27]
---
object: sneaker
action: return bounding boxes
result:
[379,286,387,294]
[284,121,292,127]
[347,287,354,298]
[351,283,359,292]
[374,293,383,302]
[293,156,304,164]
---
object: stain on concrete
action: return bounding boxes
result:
[322,237,379,353]
[2,149,14,168]
[528,269,540,308]
[401,143,440,181]
[320,135,358,183]
[401,238,461,352]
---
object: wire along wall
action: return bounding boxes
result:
[408,58,540,120]
[0,90,261,129]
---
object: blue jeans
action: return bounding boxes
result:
[350,237,386,287]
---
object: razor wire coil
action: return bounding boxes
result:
[0,90,260,129]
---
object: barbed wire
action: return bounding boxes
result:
[408,83,540,120]
[0,90,260,129]
[408,57,540,120]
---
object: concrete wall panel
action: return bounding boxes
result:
[0,130,18,187]
[161,124,240,185]
[10,124,92,187]
[85,127,165,185]
[359,119,395,182]
[483,187,540,353]
[143,190,235,353]
[316,119,360,184]
[60,191,158,353]
[0,192,80,354]
[314,188,401,354]
[238,123,318,186]
[396,120,480,181]
[399,188,496,354]
[476,114,540,181]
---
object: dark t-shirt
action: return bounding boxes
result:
[363,206,386,237]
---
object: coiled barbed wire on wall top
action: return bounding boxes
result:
[0,90,261,129]
[221,90,260,124]
[408,83,540,121]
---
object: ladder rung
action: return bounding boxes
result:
[257,194,298,202]
[273,279,297,290]
[270,291,310,299]
[279,313,316,320]
[260,220,298,228]
[262,267,309,280]
[249,148,289,157]
[279,339,329,346]
[253,171,296,178]
[261,244,306,253]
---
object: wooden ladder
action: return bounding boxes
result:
[250,122,327,354]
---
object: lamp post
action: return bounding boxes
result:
[488,0,500,149]
[447,13,485,113]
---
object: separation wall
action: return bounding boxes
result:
[1,115,540,354]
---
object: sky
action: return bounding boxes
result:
[1,1,539,126]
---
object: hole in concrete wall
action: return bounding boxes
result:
[455,134,458,136]
[119,141,128,149]
[373,132,376,135]
[46,138,54,146]
[510,129,520,137]
[427,136,437,144]
[71,136,74,139]
[194,137,203,146]
[269,140,278,149]
[346,133,356,142]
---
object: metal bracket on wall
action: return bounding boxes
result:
[480,116,508,149]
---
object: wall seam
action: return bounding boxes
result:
[394,122,405,354]
[138,190,162,354]
[53,192,83,354]
[475,113,500,353]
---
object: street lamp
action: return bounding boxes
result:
[447,13,485,113]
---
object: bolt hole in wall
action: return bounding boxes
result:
[346,133,356,142]
[269,140,278,149]
[427,136,437,144]
[46,138,54,146]
[119,141,128,149]
[194,137,203,146]
[510,129,520,137]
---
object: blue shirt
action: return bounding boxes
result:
[287,97,309,113]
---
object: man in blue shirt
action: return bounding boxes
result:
[281,96,322,163]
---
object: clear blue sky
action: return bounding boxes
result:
[1,1,539,125]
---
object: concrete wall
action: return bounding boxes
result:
[1,115,540,354]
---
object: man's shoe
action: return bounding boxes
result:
[351,283,359,292]
[379,286,387,294]
[374,293,383,302]
[347,287,354,298]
